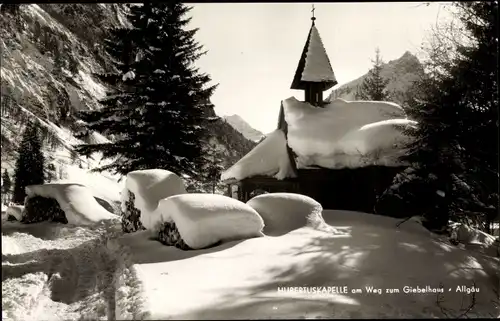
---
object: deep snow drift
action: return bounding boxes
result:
[247,193,337,236]
[2,205,498,320]
[117,209,499,319]
[283,97,417,169]
[26,183,118,225]
[121,169,186,228]
[221,129,295,181]
[150,194,265,249]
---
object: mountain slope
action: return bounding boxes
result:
[0,4,255,187]
[223,115,264,142]
[327,51,425,105]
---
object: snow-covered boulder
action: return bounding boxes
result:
[451,223,497,247]
[246,193,337,236]
[121,169,187,233]
[149,194,265,250]
[24,183,118,225]
[5,205,24,221]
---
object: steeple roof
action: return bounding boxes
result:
[290,17,337,91]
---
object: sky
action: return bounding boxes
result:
[188,2,453,134]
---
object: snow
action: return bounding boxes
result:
[221,129,295,182]
[77,70,106,101]
[284,97,417,169]
[2,195,498,320]
[25,183,119,225]
[151,194,265,249]
[123,169,187,226]
[118,209,499,319]
[247,193,337,236]
[5,205,24,221]
[122,71,136,81]
[301,25,336,83]
[451,223,498,248]
[53,165,123,206]
[2,221,124,321]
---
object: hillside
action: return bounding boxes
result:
[0,4,255,186]
[327,51,425,105]
[223,115,265,142]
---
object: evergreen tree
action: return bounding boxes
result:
[356,48,390,101]
[12,123,46,204]
[377,2,498,232]
[202,142,225,193]
[75,3,217,179]
[2,169,12,204]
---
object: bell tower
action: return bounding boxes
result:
[290,5,337,107]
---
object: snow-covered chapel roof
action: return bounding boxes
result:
[221,98,417,183]
[290,18,337,90]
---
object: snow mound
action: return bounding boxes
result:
[5,205,24,221]
[151,194,265,249]
[451,223,497,246]
[283,97,417,169]
[55,165,123,206]
[25,183,118,225]
[123,169,187,228]
[247,193,337,236]
[221,129,295,181]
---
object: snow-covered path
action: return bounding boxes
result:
[1,221,125,321]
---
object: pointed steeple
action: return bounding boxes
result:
[290,7,337,106]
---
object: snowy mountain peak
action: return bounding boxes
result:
[223,115,264,142]
[327,51,424,104]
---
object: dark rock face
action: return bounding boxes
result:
[158,221,192,251]
[21,196,68,224]
[120,191,146,233]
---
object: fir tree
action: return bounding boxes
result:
[12,123,46,204]
[75,3,217,179]
[2,169,12,204]
[202,142,225,193]
[378,2,498,232]
[356,48,390,101]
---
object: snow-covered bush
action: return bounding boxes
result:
[247,193,335,235]
[376,166,497,234]
[24,183,118,225]
[149,194,265,250]
[120,169,186,233]
[374,167,423,219]
[5,204,24,221]
[22,196,68,224]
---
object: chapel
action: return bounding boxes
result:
[221,10,409,213]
